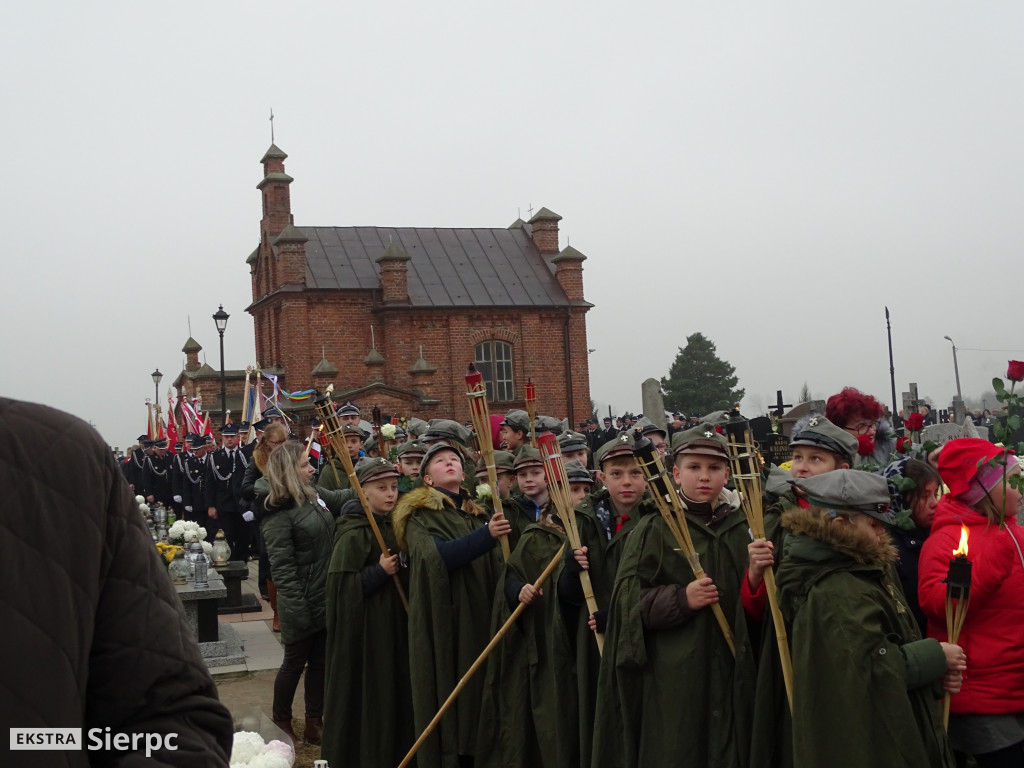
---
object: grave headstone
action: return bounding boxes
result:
[641,378,668,434]
[921,422,963,448]
[759,433,793,468]
[749,416,774,444]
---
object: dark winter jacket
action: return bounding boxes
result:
[0,398,233,766]
[257,480,351,645]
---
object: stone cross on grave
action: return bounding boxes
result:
[772,390,792,416]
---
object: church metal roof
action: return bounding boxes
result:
[298,226,576,307]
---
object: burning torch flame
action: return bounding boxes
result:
[953,525,969,557]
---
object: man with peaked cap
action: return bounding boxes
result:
[123,434,150,491]
[205,423,248,559]
[169,438,188,521]
[336,401,361,427]
[179,434,209,523]
[263,405,286,424]
[772,470,960,767]
[141,438,174,507]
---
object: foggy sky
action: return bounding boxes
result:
[3,1,1023,447]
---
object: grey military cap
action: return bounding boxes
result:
[791,470,893,523]
[789,416,857,465]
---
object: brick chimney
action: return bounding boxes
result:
[258,144,293,245]
[551,245,587,302]
[528,207,561,255]
[182,336,202,372]
[374,241,412,304]
[273,224,308,287]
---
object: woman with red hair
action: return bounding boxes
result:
[826,387,893,466]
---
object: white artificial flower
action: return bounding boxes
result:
[135,495,146,504]
[260,740,294,763]
[475,484,493,500]
[230,731,265,764]
[380,423,397,440]
[201,541,213,557]
[247,753,291,768]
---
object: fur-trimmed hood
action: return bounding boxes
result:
[392,484,486,552]
[782,504,897,567]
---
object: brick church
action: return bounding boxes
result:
[240,143,595,428]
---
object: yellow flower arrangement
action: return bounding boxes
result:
[155,541,183,564]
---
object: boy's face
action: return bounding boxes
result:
[516,466,547,499]
[570,482,592,508]
[790,446,846,479]
[563,447,589,465]
[495,472,515,498]
[598,456,645,512]
[499,425,525,451]
[345,433,362,458]
[363,477,399,515]
[672,453,729,503]
[833,510,886,542]
[399,455,422,477]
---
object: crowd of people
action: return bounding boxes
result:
[116,386,1024,768]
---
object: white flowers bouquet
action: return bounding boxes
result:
[229,731,294,768]
[168,520,207,544]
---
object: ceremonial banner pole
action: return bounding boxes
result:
[525,379,538,448]
[396,544,565,768]
[465,364,511,560]
[314,386,409,611]
[632,437,736,656]
[724,413,794,708]
[943,527,971,728]
[536,432,604,654]
[241,367,252,426]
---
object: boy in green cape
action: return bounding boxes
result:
[591,424,758,768]
[322,456,412,768]
[393,442,512,768]
[776,471,962,767]
[476,500,583,768]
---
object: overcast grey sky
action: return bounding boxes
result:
[3,1,1023,447]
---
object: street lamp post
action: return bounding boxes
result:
[943,336,963,401]
[151,368,163,404]
[213,305,230,428]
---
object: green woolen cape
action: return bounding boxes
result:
[592,495,757,768]
[321,508,412,768]
[773,507,954,768]
[393,484,502,768]
[477,523,577,768]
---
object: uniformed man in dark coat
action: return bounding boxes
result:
[204,423,248,559]
[141,438,174,506]
[123,435,150,491]
[181,434,209,523]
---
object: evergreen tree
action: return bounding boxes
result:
[660,333,745,415]
[799,382,812,403]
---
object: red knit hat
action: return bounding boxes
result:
[937,438,1016,505]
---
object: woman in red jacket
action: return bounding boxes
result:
[919,438,1024,768]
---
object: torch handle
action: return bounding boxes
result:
[397,544,565,768]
